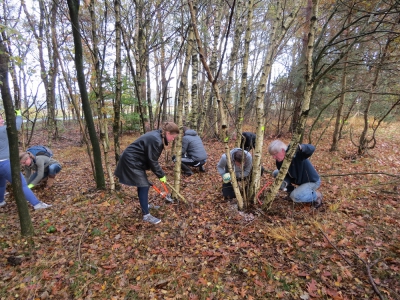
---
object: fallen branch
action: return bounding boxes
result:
[318,228,353,266]
[354,253,384,300]
[78,220,91,266]
[165,181,188,204]
[320,172,399,178]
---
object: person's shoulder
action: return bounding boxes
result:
[185,129,197,136]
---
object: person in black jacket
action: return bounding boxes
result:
[240,132,256,151]
[268,139,323,208]
[114,122,179,224]
[173,127,207,176]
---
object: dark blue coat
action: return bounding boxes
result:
[276,144,320,185]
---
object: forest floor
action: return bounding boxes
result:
[0,121,399,300]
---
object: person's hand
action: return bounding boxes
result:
[159,176,167,183]
[279,181,288,191]
[15,109,22,116]
[28,184,34,189]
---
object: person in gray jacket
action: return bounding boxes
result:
[19,152,62,188]
[217,148,252,200]
[173,127,207,176]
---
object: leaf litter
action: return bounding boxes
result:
[0,123,399,299]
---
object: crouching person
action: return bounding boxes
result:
[268,139,323,208]
[217,148,252,201]
[172,127,207,176]
[19,152,62,188]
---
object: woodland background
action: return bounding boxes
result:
[0,0,399,299]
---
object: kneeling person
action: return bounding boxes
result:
[268,140,322,208]
[173,127,207,176]
[217,148,252,200]
[19,152,62,188]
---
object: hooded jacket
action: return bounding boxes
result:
[182,129,208,161]
[217,148,252,179]
[114,130,166,187]
[276,144,320,185]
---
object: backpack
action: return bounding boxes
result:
[27,145,53,158]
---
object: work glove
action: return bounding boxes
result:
[28,184,34,189]
[15,109,22,116]
[222,173,231,183]
[159,176,167,183]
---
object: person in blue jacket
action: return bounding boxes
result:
[0,111,51,210]
[268,139,323,208]
[114,122,179,224]
[173,127,207,176]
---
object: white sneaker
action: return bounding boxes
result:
[0,201,6,207]
[34,202,52,210]
[143,214,161,224]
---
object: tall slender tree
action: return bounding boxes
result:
[67,0,105,189]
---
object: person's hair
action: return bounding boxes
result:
[233,150,244,163]
[162,121,179,134]
[268,140,287,154]
[19,152,32,164]
[182,126,188,134]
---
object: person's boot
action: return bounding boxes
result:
[199,161,207,172]
[46,175,55,188]
[181,163,193,176]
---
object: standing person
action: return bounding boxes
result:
[240,132,256,151]
[19,152,62,188]
[217,148,253,200]
[172,127,207,176]
[0,111,51,210]
[114,122,179,224]
[268,140,323,208]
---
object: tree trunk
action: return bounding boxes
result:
[189,0,244,208]
[88,0,114,191]
[263,0,318,209]
[173,26,194,196]
[249,0,303,205]
[67,0,105,189]
[113,0,122,163]
[235,0,253,149]
[0,39,34,236]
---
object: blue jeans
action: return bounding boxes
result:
[137,186,150,215]
[272,169,321,203]
[28,163,62,183]
[0,159,40,206]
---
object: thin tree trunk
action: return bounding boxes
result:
[189,0,245,208]
[67,0,105,189]
[0,39,34,236]
[263,0,317,209]
[88,0,114,191]
[236,0,253,149]
[173,26,194,196]
[113,0,122,163]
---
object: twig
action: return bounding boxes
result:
[78,221,91,266]
[165,182,188,203]
[354,253,384,300]
[318,228,353,266]
[320,172,399,178]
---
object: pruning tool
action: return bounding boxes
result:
[150,181,174,203]
[256,179,273,205]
